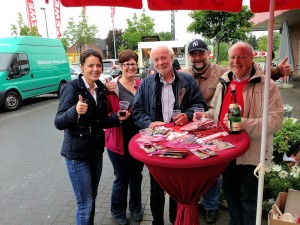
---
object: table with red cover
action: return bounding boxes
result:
[128,126,250,225]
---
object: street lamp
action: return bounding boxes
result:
[40,7,49,38]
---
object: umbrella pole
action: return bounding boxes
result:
[256,1,275,225]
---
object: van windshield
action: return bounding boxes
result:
[0,53,15,71]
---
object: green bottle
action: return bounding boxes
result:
[228,84,242,134]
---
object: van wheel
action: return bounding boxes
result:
[57,82,65,97]
[4,91,21,111]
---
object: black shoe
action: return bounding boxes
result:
[132,211,143,221]
[112,214,128,225]
[205,209,218,224]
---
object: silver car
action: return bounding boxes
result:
[70,64,112,83]
[102,59,121,78]
[70,64,81,80]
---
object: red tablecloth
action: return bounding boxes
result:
[128,128,250,225]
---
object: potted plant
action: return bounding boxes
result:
[262,117,300,213]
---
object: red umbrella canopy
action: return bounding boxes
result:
[60,0,142,9]
[60,0,300,13]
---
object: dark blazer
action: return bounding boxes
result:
[54,74,120,160]
[133,69,207,129]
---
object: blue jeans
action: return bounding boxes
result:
[65,156,103,225]
[203,176,222,210]
[223,160,257,225]
[107,149,144,218]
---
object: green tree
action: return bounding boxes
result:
[248,33,258,50]
[187,6,253,63]
[10,13,40,36]
[156,31,173,41]
[60,37,69,51]
[218,42,230,63]
[105,29,123,59]
[122,11,155,50]
[257,35,268,52]
[257,32,280,52]
[273,32,280,52]
[64,9,98,54]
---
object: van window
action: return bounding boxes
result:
[18,54,30,75]
[9,54,30,78]
[0,53,14,71]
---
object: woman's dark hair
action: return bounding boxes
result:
[118,50,138,64]
[80,48,103,66]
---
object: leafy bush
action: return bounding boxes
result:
[263,162,300,212]
[273,117,300,163]
[263,117,300,213]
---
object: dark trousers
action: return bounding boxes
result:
[223,160,258,225]
[107,149,144,218]
[150,174,177,225]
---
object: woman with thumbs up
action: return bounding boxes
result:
[54,49,129,225]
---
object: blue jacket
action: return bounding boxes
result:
[54,74,120,160]
[132,70,207,129]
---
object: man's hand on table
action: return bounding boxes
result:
[173,113,188,126]
[149,121,165,128]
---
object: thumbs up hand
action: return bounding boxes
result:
[278,56,291,77]
[105,79,116,92]
[76,95,88,115]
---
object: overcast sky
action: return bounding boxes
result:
[1,0,261,43]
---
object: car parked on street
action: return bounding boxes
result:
[99,74,113,84]
[70,63,112,83]
[102,59,121,78]
[70,64,81,80]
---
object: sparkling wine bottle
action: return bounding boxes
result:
[228,84,242,134]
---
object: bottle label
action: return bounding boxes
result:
[228,120,242,132]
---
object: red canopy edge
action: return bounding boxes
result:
[60,0,143,9]
[60,0,300,13]
[147,0,242,12]
[251,0,300,13]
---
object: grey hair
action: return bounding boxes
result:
[150,45,174,60]
[228,42,254,55]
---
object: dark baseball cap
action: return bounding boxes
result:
[188,39,209,53]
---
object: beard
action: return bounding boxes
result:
[193,60,205,70]
[156,64,173,75]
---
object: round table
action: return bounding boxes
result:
[129,129,250,225]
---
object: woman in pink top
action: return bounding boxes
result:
[105,50,143,225]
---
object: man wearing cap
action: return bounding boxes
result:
[182,39,226,224]
[182,39,291,224]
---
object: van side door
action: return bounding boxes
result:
[7,54,35,99]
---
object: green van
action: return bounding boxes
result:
[0,36,71,111]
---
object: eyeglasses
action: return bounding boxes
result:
[122,63,138,68]
[229,55,250,60]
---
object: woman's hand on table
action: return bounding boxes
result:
[149,121,165,128]
[173,113,188,126]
